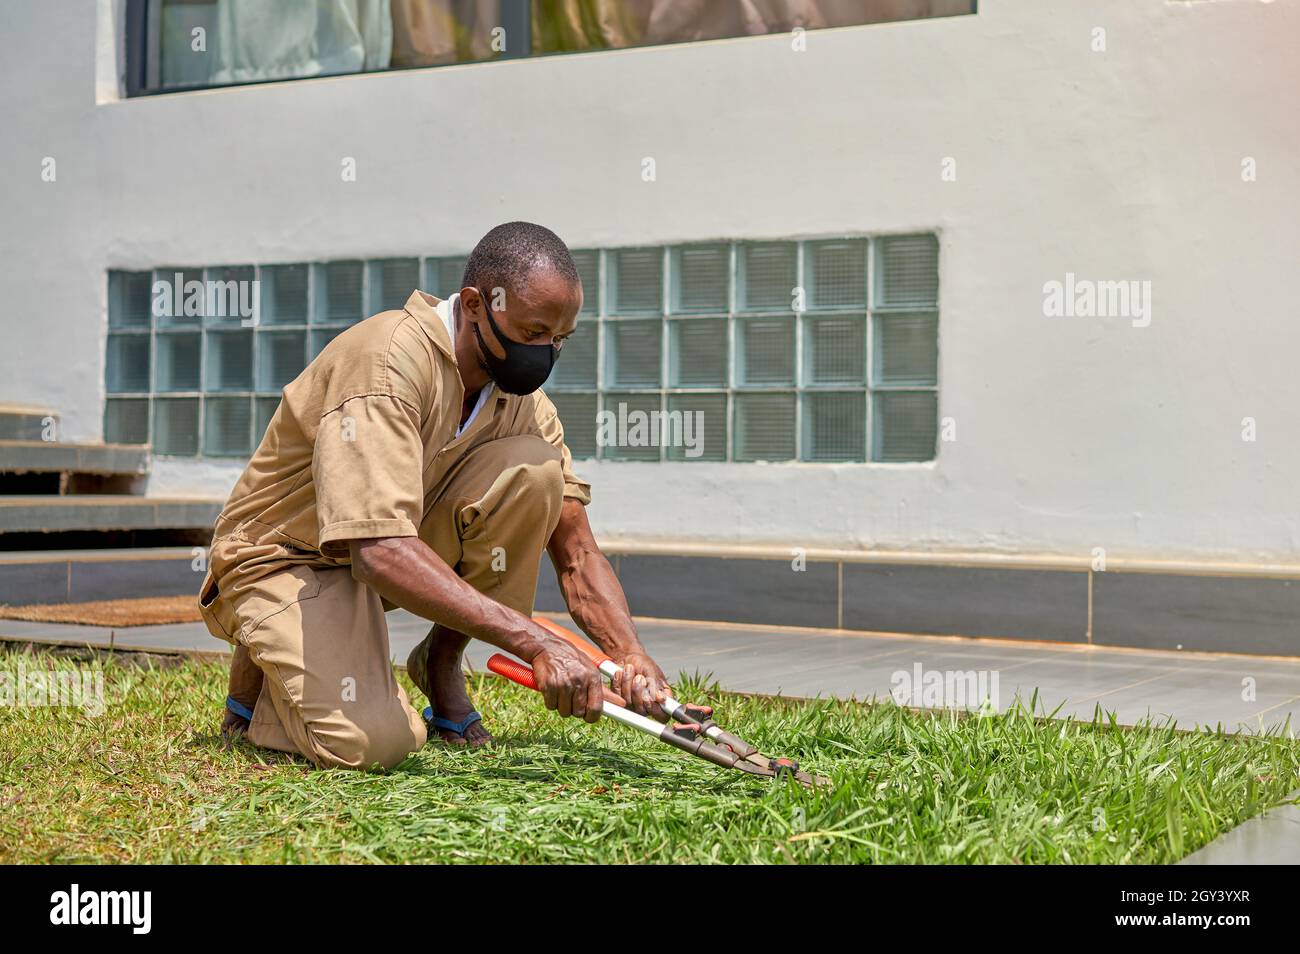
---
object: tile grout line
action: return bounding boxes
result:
[764,645,919,676]
[1066,671,1172,707]
[1248,692,1300,723]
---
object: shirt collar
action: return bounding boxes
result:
[434,292,458,342]
[405,289,508,415]
[404,289,455,360]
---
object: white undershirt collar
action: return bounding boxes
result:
[437,292,494,437]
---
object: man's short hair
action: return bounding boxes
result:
[461,221,579,297]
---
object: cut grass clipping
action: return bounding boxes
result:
[1,647,1297,864]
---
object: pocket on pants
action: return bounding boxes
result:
[236,565,323,644]
[198,569,235,642]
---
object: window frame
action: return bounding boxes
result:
[122,0,976,98]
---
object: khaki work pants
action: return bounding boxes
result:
[209,435,565,770]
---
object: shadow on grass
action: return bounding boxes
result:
[189,728,315,769]
[396,731,680,783]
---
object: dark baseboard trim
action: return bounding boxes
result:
[537,551,1300,658]
[4,546,1295,657]
[0,550,203,605]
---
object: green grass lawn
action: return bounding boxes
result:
[1,646,1297,864]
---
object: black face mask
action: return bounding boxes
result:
[470,290,560,395]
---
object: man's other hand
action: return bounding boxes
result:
[611,652,671,720]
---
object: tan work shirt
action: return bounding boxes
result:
[200,290,590,634]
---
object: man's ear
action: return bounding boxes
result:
[459,286,481,315]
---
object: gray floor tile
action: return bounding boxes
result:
[1179,797,1300,864]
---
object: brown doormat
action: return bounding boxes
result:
[0,595,203,627]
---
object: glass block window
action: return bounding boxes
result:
[740,243,798,312]
[572,250,600,316]
[260,264,309,324]
[105,238,938,462]
[876,235,940,308]
[104,397,149,445]
[105,256,460,457]
[204,330,253,391]
[318,260,364,323]
[256,330,308,392]
[610,248,663,314]
[424,256,468,299]
[543,235,939,463]
[153,397,199,456]
[368,258,420,313]
[734,393,797,462]
[606,320,662,388]
[203,396,252,457]
[671,245,729,314]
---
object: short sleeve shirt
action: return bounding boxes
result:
[209,290,591,572]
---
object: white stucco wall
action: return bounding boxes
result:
[0,0,1296,563]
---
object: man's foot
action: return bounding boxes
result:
[222,644,260,738]
[407,627,493,747]
[221,707,250,738]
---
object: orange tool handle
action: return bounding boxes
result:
[488,653,539,691]
[532,616,612,666]
[488,653,627,708]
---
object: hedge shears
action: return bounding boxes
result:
[485,616,829,789]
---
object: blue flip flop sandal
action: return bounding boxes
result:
[422,706,483,738]
[226,695,255,722]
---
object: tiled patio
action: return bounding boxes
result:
[4,610,1299,734]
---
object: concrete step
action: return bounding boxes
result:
[0,496,221,534]
[0,403,59,441]
[0,440,150,476]
[0,547,203,604]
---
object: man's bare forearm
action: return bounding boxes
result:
[348,536,557,663]
[546,499,645,660]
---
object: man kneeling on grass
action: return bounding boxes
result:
[198,222,670,769]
